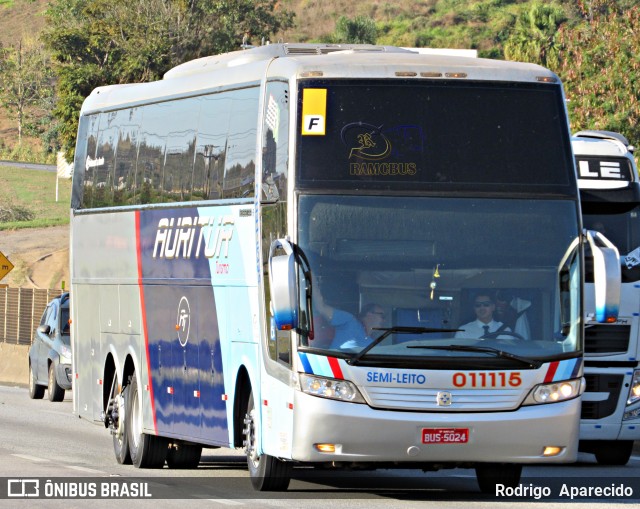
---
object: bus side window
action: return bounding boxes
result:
[113,107,141,206]
[196,93,232,200]
[138,103,168,204]
[262,80,290,203]
[163,98,198,203]
[93,111,118,208]
[223,87,259,199]
[78,114,100,209]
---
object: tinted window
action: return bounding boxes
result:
[138,103,169,204]
[297,80,574,193]
[224,87,259,198]
[114,108,142,206]
[73,84,260,209]
[262,80,289,202]
[194,94,232,200]
[77,114,101,209]
[162,99,198,202]
[93,111,119,207]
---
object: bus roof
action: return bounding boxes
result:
[79,43,560,115]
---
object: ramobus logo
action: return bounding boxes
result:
[153,216,234,260]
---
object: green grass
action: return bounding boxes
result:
[0,165,71,230]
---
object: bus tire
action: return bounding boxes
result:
[594,441,633,465]
[166,443,202,469]
[244,392,291,491]
[475,463,522,494]
[126,373,167,468]
[112,381,132,465]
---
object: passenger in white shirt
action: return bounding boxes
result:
[455,293,509,339]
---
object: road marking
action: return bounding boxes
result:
[66,465,105,474]
[206,500,243,505]
[11,454,50,463]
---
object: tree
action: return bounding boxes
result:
[504,2,567,68]
[556,0,640,143]
[42,0,294,158]
[0,37,55,146]
[333,15,378,44]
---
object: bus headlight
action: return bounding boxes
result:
[299,374,365,404]
[523,378,583,405]
[627,370,640,406]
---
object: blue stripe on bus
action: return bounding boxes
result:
[299,352,313,374]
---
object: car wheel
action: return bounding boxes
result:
[48,362,65,402]
[29,363,45,399]
[126,373,167,468]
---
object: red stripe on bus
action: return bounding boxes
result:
[328,356,344,380]
[544,361,559,383]
[136,210,158,433]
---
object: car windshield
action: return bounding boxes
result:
[60,306,71,339]
[297,195,581,366]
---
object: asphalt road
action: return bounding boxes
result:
[0,384,638,508]
[0,160,56,172]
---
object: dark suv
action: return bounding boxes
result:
[28,292,72,402]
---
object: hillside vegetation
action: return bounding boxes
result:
[0,0,638,171]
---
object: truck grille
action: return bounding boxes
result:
[581,373,624,419]
[584,324,630,355]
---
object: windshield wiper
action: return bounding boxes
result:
[407,344,542,369]
[348,326,461,366]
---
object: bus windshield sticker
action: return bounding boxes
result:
[301,88,326,136]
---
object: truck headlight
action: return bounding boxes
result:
[627,370,640,406]
[299,374,365,403]
[523,378,584,405]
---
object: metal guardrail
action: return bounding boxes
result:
[0,288,63,345]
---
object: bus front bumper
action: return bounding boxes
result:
[291,391,580,464]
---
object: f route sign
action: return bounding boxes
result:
[0,252,14,281]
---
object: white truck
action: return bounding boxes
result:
[573,130,640,464]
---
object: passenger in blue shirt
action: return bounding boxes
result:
[314,286,384,349]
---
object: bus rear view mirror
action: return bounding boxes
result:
[586,230,621,323]
[268,239,298,331]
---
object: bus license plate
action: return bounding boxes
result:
[422,428,469,444]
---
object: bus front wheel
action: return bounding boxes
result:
[475,463,522,494]
[126,373,167,468]
[244,392,291,491]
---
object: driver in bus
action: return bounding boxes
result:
[313,283,384,349]
[454,293,510,339]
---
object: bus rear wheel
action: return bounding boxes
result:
[475,463,522,494]
[166,443,202,469]
[111,378,131,465]
[126,373,167,468]
[244,392,291,491]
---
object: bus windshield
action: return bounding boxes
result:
[296,79,575,194]
[298,195,581,365]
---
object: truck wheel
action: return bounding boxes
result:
[244,392,291,491]
[594,441,633,465]
[48,363,65,402]
[475,464,522,494]
[166,443,202,469]
[29,363,45,399]
[126,373,167,468]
